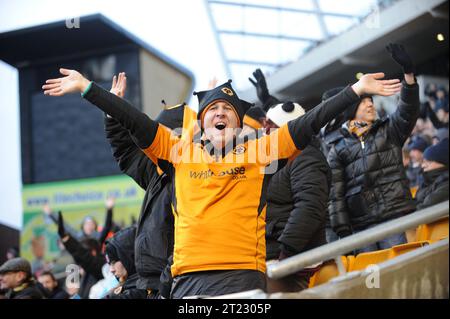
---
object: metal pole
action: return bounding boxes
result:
[267,201,449,279]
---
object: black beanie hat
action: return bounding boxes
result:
[322,87,346,134]
[407,135,430,153]
[155,103,186,130]
[424,138,449,167]
[322,87,346,102]
[344,94,373,122]
[194,80,253,128]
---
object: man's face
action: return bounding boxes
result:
[202,101,239,149]
[422,159,445,172]
[0,272,25,289]
[109,260,128,281]
[355,97,377,123]
[82,219,96,235]
[409,149,424,164]
[38,274,57,292]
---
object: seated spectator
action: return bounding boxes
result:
[416,138,449,210]
[435,86,449,113]
[406,135,430,188]
[37,271,69,299]
[433,128,449,145]
[0,258,44,299]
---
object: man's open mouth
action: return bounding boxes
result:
[215,122,226,130]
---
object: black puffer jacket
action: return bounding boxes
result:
[266,137,331,260]
[327,81,420,233]
[105,116,174,296]
[415,167,449,210]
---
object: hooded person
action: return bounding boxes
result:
[104,226,147,299]
[43,62,403,298]
[415,138,449,210]
[264,101,331,292]
[0,258,44,299]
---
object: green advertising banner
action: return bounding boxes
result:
[22,175,144,271]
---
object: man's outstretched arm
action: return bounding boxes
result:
[43,69,158,150]
[287,73,402,150]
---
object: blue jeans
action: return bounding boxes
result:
[356,225,407,254]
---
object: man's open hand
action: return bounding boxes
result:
[352,73,402,97]
[42,68,90,96]
[110,72,127,98]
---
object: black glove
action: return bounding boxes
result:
[57,211,67,238]
[386,43,415,74]
[248,69,271,104]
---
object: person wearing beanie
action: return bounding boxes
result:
[104,227,147,299]
[328,43,421,253]
[415,138,449,210]
[406,135,430,188]
[433,128,449,145]
[264,101,331,292]
[0,258,44,299]
[43,62,402,298]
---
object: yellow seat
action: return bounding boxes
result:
[388,241,429,257]
[416,216,449,242]
[350,248,391,272]
[308,256,352,288]
[349,241,429,272]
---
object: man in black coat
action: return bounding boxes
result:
[416,138,449,210]
[0,258,44,299]
[263,102,331,292]
[105,72,179,298]
[327,44,420,253]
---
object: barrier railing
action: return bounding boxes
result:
[267,201,449,279]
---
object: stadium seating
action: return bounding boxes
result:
[416,216,449,242]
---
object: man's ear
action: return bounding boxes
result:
[91,249,97,257]
[16,271,27,282]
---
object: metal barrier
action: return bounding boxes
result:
[267,201,449,280]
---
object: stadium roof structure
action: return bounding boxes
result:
[0,13,194,81]
[206,0,448,106]
[205,0,394,90]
